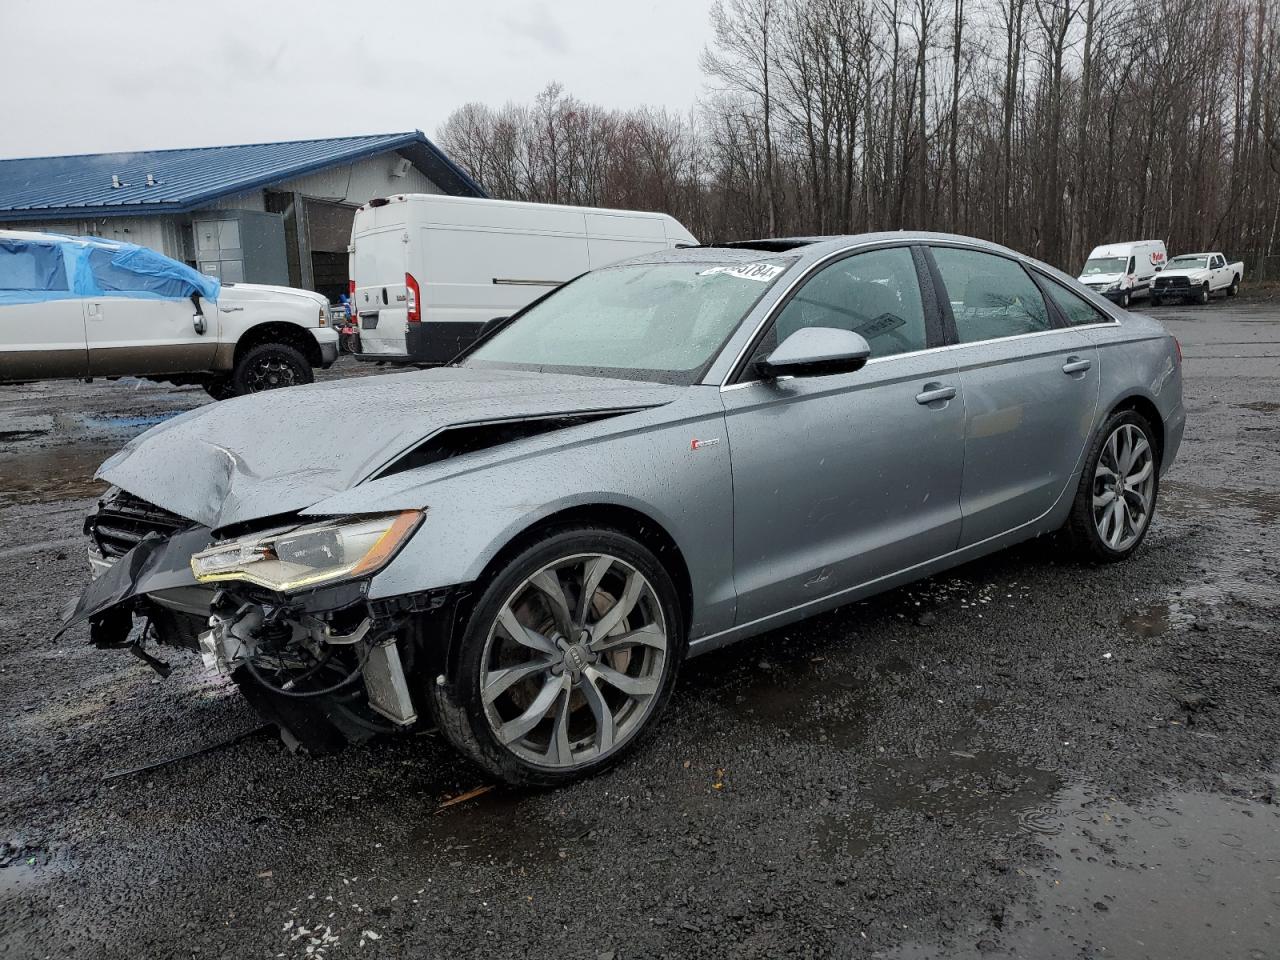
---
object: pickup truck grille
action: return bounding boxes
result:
[1154,276,1191,290]
[86,490,192,559]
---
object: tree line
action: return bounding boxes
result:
[438,0,1279,273]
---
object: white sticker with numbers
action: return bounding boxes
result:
[697,262,786,283]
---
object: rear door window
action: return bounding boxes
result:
[0,240,69,292]
[1040,275,1112,326]
[930,247,1052,343]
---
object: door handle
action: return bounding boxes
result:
[915,383,957,405]
[1062,356,1092,374]
[220,306,244,313]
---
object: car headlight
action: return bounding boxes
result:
[1106,281,1121,291]
[191,511,422,591]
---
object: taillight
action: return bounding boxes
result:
[406,272,421,322]
[1174,337,1182,364]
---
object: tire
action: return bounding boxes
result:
[1228,275,1240,297]
[427,527,686,786]
[1150,295,1162,307]
[1197,283,1211,305]
[1119,290,1131,309]
[230,342,313,396]
[1063,409,1160,562]
[202,376,235,401]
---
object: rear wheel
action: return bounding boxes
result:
[1228,275,1240,297]
[428,528,685,786]
[231,342,313,396]
[1064,410,1159,561]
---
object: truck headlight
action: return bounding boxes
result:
[191,511,422,591]
[1106,281,1121,292]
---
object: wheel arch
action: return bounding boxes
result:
[1106,393,1165,466]
[469,502,695,640]
[234,322,322,367]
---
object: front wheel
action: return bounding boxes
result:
[1119,290,1132,309]
[1063,410,1160,561]
[1150,295,1163,307]
[1197,283,1211,305]
[428,528,685,786]
[231,342,314,396]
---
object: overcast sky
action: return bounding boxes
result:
[0,0,717,159]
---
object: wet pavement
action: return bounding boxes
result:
[1,295,1278,959]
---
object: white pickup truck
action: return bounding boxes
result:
[0,230,339,398]
[1151,252,1244,305]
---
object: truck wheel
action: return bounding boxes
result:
[203,376,235,401]
[1149,295,1162,307]
[1197,283,1210,305]
[1119,290,1131,309]
[231,342,314,396]
[1228,275,1240,297]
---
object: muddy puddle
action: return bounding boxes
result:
[407,790,592,867]
[885,782,1280,958]
[0,407,188,507]
[815,742,1062,862]
[1163,479,1280,526]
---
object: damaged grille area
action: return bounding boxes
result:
[86,489,193,559]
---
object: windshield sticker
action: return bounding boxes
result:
[698,262,785,283]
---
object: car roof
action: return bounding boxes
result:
[620,231,1028,267]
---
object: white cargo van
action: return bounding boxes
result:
[349,194,698,364]
[1077,240,1168,308]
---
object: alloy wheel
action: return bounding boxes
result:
[480,553,669,769]
[245,354,299,392]
[1093,423,1155,551]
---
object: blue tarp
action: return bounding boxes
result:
[0,234,220,306]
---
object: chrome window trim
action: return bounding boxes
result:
[717,236,1122,392]
[722,322,1121,391]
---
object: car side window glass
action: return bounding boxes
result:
[1040,275,1111,326]
[1127,256,1136,273]
[930,247,1052,343]
[0,240,68,292]
[750,247,927,366]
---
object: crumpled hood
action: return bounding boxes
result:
[97,367,681,530]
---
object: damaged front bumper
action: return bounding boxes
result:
[64,499,461,751]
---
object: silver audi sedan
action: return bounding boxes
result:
[67,232,1184,785]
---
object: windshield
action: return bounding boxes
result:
[1082,257,1127,276]
[1168,256,1209,270]
[462,258,794,384]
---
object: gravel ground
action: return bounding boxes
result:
[1,295,1277,960]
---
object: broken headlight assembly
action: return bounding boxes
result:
[191,510,422,592]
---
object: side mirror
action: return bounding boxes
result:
[192,312,206,335]
[755,327,872,379]
[1155,265,1163,272]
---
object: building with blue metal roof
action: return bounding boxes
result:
[0,132,486,300]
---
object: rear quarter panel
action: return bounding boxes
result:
[1078,313,1184,472]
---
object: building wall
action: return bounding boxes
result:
[271,152,441,204]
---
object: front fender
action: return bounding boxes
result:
[318,389,737,639]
